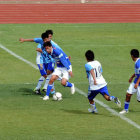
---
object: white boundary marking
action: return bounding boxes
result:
[1,43,140,130]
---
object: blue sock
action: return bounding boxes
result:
[124,101,130,111]
[110,96,115,101]
[65,81,72,87]
[46,84,53,96]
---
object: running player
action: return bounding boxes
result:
[85,50,121,113]
[120,49,140,114]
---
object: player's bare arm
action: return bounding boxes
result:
[90,69,97,85]
[129,73,135,83]
[36,48,42,53]
[19,38,34,43]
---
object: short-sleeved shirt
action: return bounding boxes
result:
[51,47,71,70]
[85,60,107,90]
[34,38,54,64]
[134,58,140,86]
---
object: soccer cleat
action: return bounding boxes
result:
[114,97,121,107]
[42,88,47,92]
[43,95,49,101]
[71,83,75,94]
[88,108,98,113]
[119,109,128,114]
[33,88,41,95]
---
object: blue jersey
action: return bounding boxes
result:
[50,47,71,70]
[34,38,44,45]
[34,38,62,50]
[34,38,53,64]
[134,58,140,86]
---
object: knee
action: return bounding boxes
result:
[61,81,66,86]
[49,77,55,84]
[47,70,52,75]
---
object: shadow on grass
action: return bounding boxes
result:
[18,88,36,95]
[61,109,100,115]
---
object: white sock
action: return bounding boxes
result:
[36,76,45,90]
[43,74,52,89]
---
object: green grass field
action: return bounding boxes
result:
[0,23,140,140]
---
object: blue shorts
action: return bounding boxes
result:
[37,62,55,76]
[88,86,110,101]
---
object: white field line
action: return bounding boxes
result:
[75,87,140,130]
[1,43,140,130]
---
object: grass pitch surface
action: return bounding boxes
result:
[0,23,140,140]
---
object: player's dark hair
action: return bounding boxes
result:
[130,49,139,58]
[85,50,94,61]
[46,30,53,36]
[41,32,48,40]
[43,41,52,48]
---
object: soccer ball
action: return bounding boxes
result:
[53,92,62,101]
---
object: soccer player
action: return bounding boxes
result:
[42,41,75,100]
[120,49,140,114]
[85,50,121,113]
[19,32,55,94]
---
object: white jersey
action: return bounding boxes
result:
[85,60,107,90]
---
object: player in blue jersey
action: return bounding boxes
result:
[85,50,121,113]
[42,41,75,100]
[120,49,140,114]
[19,32,55,95]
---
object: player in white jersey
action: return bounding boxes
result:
[120,49,140,114]
[85,50,121,113]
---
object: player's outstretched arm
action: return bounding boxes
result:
[19,38,34,43]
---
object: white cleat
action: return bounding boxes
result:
[43,95,49,101]
[119,109,128,114]
[71,83,75,94]
[88,108,98,113]
[114,97,121,108]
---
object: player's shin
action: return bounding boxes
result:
[124,101,130,111]
[43,74,52,90]
[36,76,45,89]
[46,84,53,96]
[65,81,72,87]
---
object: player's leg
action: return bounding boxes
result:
[42,62,54,92]
[100,86,121,107]
[34,64,47,94]
[137,86,140,102]
[88,90,98,113]
[43,67,60,100]
[61,67,75,94]
[120,83,136,114]
[43,75,58,100]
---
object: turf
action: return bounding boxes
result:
[0,23,140,139]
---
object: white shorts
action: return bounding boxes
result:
[127,82,140,101]
[52,65,72,80]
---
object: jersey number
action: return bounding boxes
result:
[93,66,102,77]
